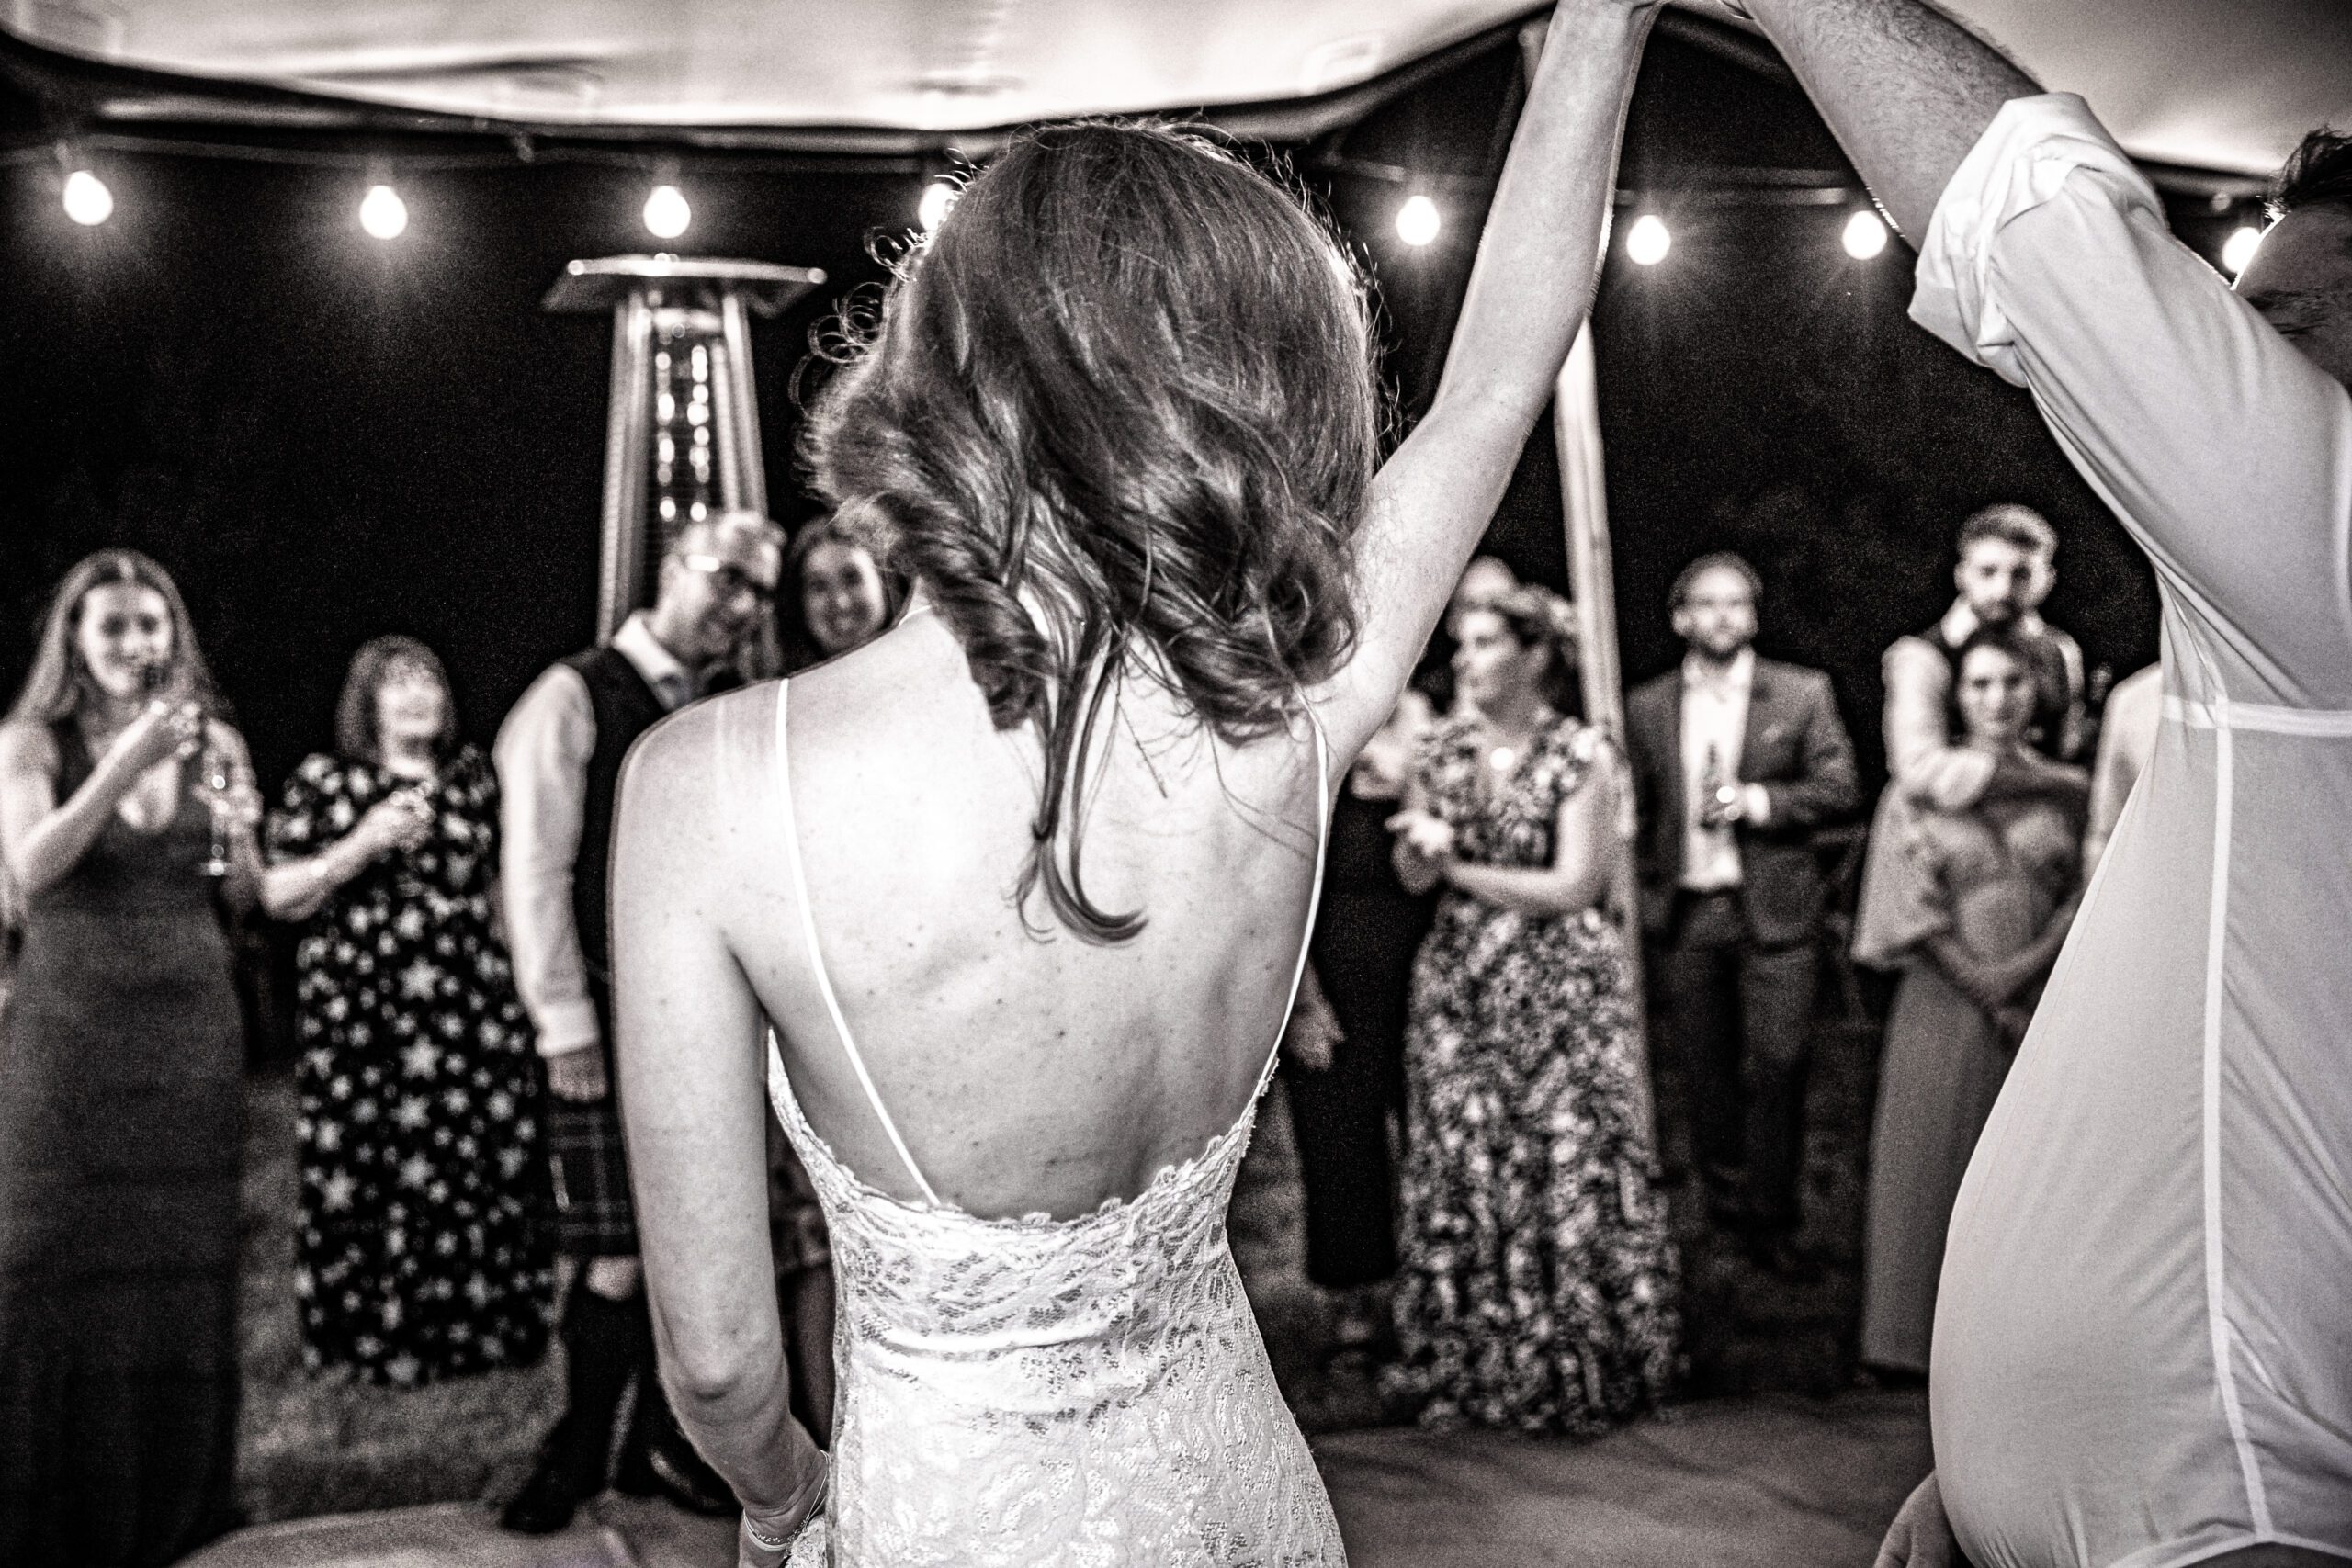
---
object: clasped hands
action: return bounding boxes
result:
[1385,807,1455,869]
[354,788,435,858]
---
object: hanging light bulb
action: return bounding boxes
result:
[1396,194,1442,247]
[359,184,408,240]
[62,168,113,227]
[918,178,958,233]
[2222,224,2264,276]
[644,183,691,240]
[1841,209,1890,260]
[1625,213,1671,266]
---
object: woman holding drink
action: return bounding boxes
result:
[262,635,552,1386]
[0,549,262,1567]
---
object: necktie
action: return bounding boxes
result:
[655,671,691,711]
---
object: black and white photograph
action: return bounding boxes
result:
[1,2,2347,1565]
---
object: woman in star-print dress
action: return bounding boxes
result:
[262,637,552,1385]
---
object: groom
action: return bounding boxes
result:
[1728,1,2352,1564]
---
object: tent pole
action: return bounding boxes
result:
[1553,320,1655,1136]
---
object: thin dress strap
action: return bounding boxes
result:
[775,680,943,1206]
[1257,707,1333,1098]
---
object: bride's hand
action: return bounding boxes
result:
[739,1420,828,1567]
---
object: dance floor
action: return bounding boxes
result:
[184,1389,1929,1567]
[206,1008,1909,1562]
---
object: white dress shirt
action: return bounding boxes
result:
[1677,647,1770,891]
[493,613,695,1059]
[1910,95,2352,1565]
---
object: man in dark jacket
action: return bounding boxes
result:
[1625,552,1859,1277]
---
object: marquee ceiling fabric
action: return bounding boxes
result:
[6,0,2347,175]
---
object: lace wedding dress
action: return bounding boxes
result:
[763,680,1346,1566]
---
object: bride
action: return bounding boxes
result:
[610,3,1661,1561]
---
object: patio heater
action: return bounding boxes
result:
[542,254,825,639]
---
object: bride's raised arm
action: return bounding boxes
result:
[1317,0,1660,759]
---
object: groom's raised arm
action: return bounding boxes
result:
[1732,0,2037,243]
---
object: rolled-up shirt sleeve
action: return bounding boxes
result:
[493,665,602,1059]
[1913,93,2352,704]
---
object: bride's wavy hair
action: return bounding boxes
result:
[802,120,1381,943]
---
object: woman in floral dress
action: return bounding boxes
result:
[263,636,552,1385]
[1383,586,1680,1434]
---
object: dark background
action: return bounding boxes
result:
[3,24,2239,792]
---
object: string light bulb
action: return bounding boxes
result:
[1842,209,1890,259]
[359,184,408,240]
[1396,194,1442,247]
[2222,224,2264,276]
[1626,213,1671,266]
[62,168,112,226]
[643,183,691,240]
[918,178,957,233]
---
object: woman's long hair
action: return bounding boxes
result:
[801,121,1381,942]
[3,548,217,732]
[334,635,458,765]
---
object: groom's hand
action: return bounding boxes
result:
[545,1043,610,1102]
[1875,1472,1966,1568]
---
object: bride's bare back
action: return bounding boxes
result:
[660,606,1328,1220]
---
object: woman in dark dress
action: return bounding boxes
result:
[1381,586,1679,1435]
[1282,684,1437,1348]
[261,636,552,1385]
[0,549,261,1567]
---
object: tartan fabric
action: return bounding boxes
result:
[547,1098,638,1258]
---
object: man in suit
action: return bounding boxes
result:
[1626,552,1859,1277]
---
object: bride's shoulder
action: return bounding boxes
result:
[621,683,780,826]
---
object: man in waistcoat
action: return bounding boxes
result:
[494,511,785,1533]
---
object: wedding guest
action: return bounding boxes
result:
[1743,0,2352,1558]
[261,636,553,1385]
[1623,552,1859,1276]
[1852,627,2085,1381]
[1883,504,2085,813]
[2082,661,2159,881]
[1384,585,1679,1434]
[0,549,262,1567]
[1281,682,1437,1353]
[772,514,906,1437]
[494,510,783,1533]
[784,513,901,672]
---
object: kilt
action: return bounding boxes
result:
[547,1097,638,1258]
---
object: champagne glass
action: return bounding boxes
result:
[197,739,232,877]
